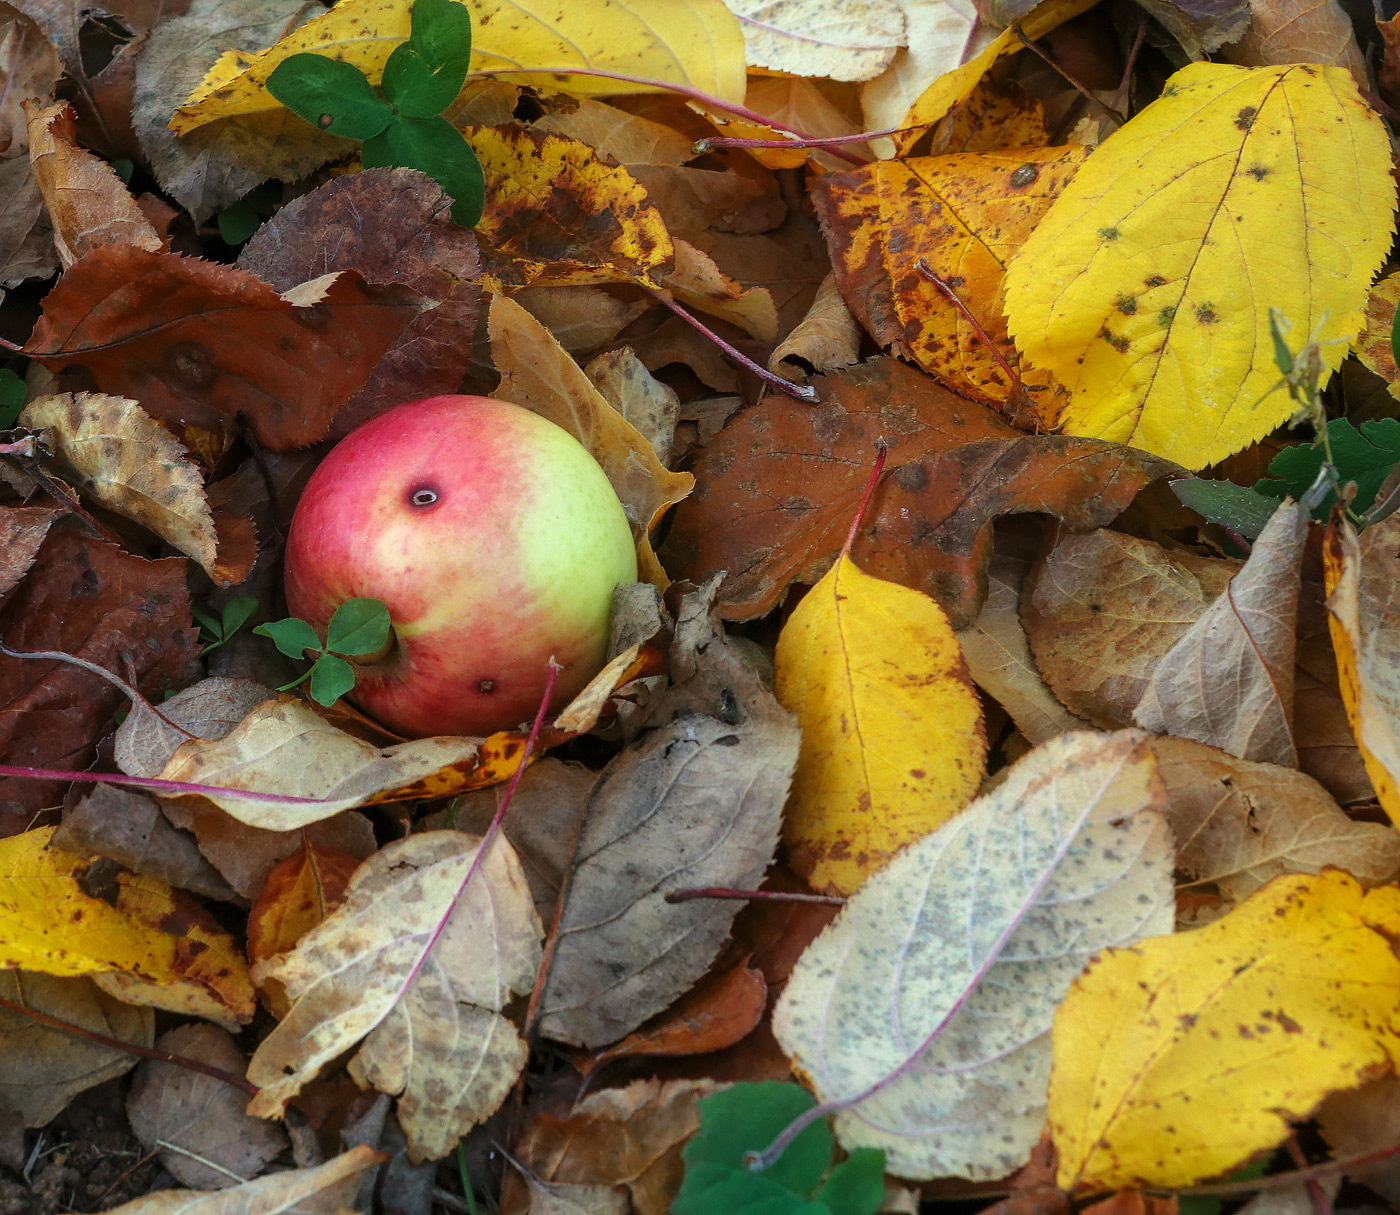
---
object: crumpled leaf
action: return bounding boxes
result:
[173,0,746,133]
[24,246,430,450]
[101,1143,384,1214]
[489,293,694,585]
[127,1023,286,1188]
[0,1,61,290]
[0,970,153,1127]
[586,347,680,465]
[774,730,1174,1180]
[1149,736,1400,926]
[1134,498,1307,765]
[25,100,161,267]
[1133,0,1250,56]
[1024,529,1239,728]
[661,357,1175,628]
[775,544,987,895]
[1050,872,1400,1192]
[1222,0,1367,88]
[813,145,1086,407]
[247,831,543,1162]
[0,826,254,1026]
[20,392,224,581]
[1323,512,1400,828]
[725,0,905,81]
[1004,63,1396,470]
[768,272,862,383]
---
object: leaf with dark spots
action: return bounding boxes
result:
[661,358,1175,628]
[24,245,431,450]
[0,525,200,832]
[237,167,482,441]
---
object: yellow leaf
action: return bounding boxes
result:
[0,828,254,1027]
[1004,62,1396,470]
[172,0,746,135]
[1323,512,1400,827]
[1050,871,1400,1192]
[774,553,987,895]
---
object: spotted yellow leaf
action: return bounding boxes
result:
[1050,871,1400,1193]
[1004,62,1396,470]
[774,553,986,895]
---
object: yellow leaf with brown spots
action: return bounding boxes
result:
[1050,871,1400,1193]
[813,145,1086,407]
[774,554,986,895]
[172,0,746,134]
[1004,62,1396,470]
[0,828,254,1028]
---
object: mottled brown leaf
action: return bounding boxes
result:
[1223,0,1367,88]
[0,1,60,290]
[0,503,62,597]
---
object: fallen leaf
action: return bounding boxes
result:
[768,272,862,382]
[774,730,1174,1179]
[586,347,681,465]
[1318,1074,1400,1206]
[0,826,254,1026]
[1003,63,1396,469]
[661,357,1174,627]
[101,1143,384,1214]
[515,285,648,356]
[24,247,430,450]
[726,0,905,81]
[489,293,694,585]
[1023,528,1240,727]
[814,144,1086,406]
[21,392,222,580]
[127,1023,287,1188]
[932,78,1051,156]
[0,970,153,1127]
[0,504,62,597]
[1149,735,1400,926]
[1132,0,1249,55]
[1134,498,1307,765]
[0,1,61,291]
[247,831,543,1161]
[236,167,482,442]
[1222,0,1367,89]
[740,75,875,171]
[533,98,697,168]
[1355,271,1400,404]
[1050,871,1400,1192]
[114,675,272,780]
[653,238,778,341]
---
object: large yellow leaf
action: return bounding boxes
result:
[1050,871,1400,1193]
[774,552,986,895]
[1004,62,1396,470]
[172,0,746,134]
[0,828,254,1027]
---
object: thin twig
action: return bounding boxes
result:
[1142,1141,1400,1199]
[666,886,846,906]
[1109,14,1148,115]
[0,763,328,804]
[694,125,903,154]
[1013,27,1122,120]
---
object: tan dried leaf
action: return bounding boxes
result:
[769,272,862,383]
[0,505,63,598]
[20,392,221,579]
[1223,0,1368,89]
[653,238,779,341]
[514,285,647,356]
[585,347,680,465]
[247,832,543,1161]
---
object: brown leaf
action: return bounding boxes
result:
[126,1023,287,1188]
[1135,499,1307,765]
[515,285,648,356]
[1222,0,1368,89]
[768,271,862,383]
[0,969,153,1126]
[0,2,61,291]
[1023,528,1240,727]
[0,525,200,831]
[1318,1075,1400,1205]
[585,347,680,465]
[662,358,1174,627]
[24,245,429,450]
[1149,735,1400,926]
[652,238,778,341]
[500,1079,717,1215]
[1296,580,1374,805]
[1133,0,1250,55]
[0,503,62,597]
[237,167,482,441]
[114,674,272,779]
[24,100,161,267]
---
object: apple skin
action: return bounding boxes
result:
[284,394,638,738]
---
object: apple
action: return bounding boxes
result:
[283,394,638,738]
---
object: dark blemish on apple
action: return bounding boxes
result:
[478,679,495,694]
[408,486,439,508]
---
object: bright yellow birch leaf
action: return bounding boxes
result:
[1323,512,1400,826]
[0,828,254,1026]
[1050,871,1400,1193]
[172,0,746,134]
[774,498,987,895]
[1004,62,1396,471]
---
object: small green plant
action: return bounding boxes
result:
[0,370,26,428]
[193,595,259,651]
[217,182,282,245]
[673,1083,885,1215]
[266,0,483,227]
[254,597,392,707]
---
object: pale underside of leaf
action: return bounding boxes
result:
[726,0,906,81]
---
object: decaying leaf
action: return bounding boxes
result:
[653,238,778,341]
[247,831,543,1161]
[1004,63,1396,469]
[1050,872,1400,1192]
[0,1,61,290]
[774,730,1174,1179]
[1222,0,1367,88]
[768,272,862,382]
[726,0,905,81]
[585,347,681,466]
[1356,271,1400,403]
[0,504,62,598]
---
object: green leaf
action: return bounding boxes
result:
[266,53,393,139]
[362,114,483,227]
[1255,417,1400,520]
[679,1164,826,1215]
[0,370,26,428]
[325,597,392,656]
[221,595,260,638]
[409,0,473,81]
[815,1151,885,1215]
[382,42,462,118]
[309,654,357,706]
[218,201,261,246]
[1171,478,1283,543]
[192,605,224,640]
[253,617,322,660]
